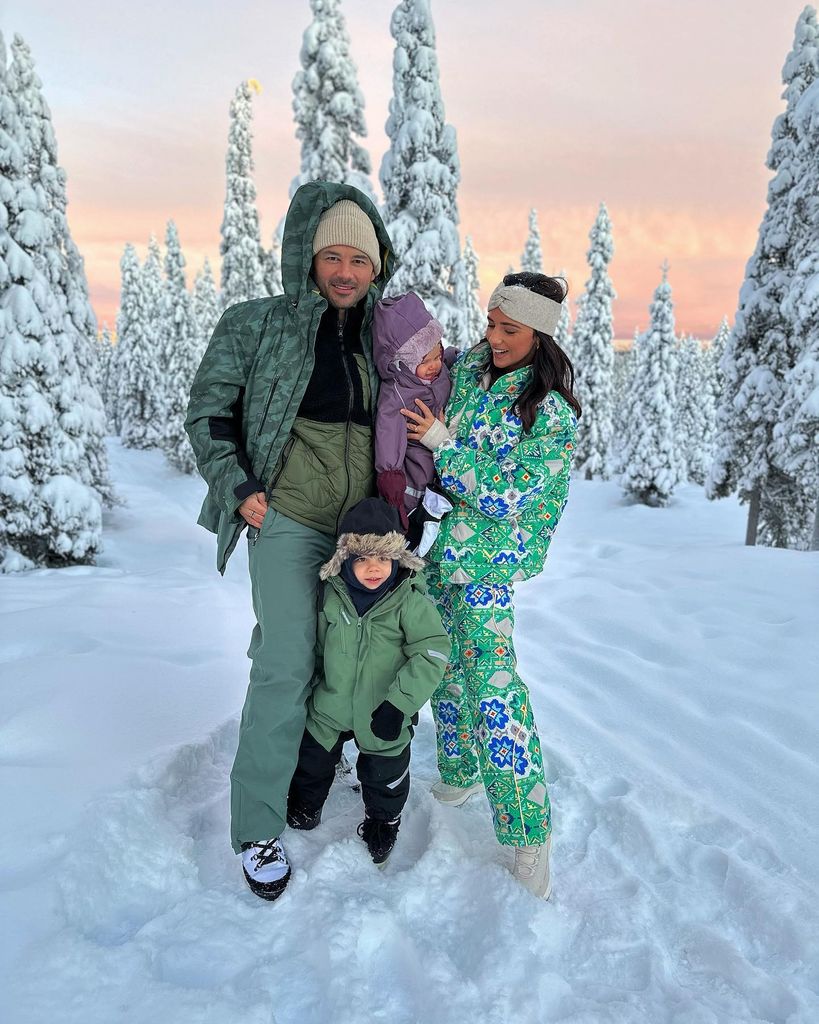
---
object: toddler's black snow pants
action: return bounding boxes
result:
[288,729,410,822]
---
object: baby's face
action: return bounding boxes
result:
[415,343,444,381]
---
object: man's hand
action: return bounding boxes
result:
[239,491,269,528]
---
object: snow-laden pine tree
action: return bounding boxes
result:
[697,339,718,486]
[96,323,115,429]
[608,333,636,479]
[117,243,163,449]
[710,315,730,395]
[380,0,467,346]
[675,335,714,485]
[456,235,484,349]
[553,269,572,353]
[141,233,165,417]
[193,258,221,343]
[8,33,111,506]
[290,0,376,201]
[774,344,819,547]
[618,266,683,505]
[707,7,819,547]
[571,203,616,478]
[0,34,101,567]
[675,335,699,482]
[220,80,266,308]
[774,71,819,547]
[520,208,543,273]
[159,221,199,473]
[264,225,283,298]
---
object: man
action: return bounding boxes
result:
[186,181,395,900]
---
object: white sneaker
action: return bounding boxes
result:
[511,834,552,900]
[241,838,291,901]
[431,779,484,806]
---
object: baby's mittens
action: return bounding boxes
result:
[377,470,409,530]
[370,700,405,741]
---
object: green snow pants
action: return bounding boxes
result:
[230,508,335,853]
[426,568,552,848]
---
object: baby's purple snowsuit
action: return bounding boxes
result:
[373,294,455,528]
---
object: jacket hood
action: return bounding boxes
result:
[373,293,443,377]
[281,181,397,305]
[320,530,425,580]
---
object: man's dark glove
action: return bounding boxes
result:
[370,700,405,741]
[377,470,409,531]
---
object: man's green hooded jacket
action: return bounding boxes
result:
[185,182,396,573]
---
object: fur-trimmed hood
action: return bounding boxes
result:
[320,530,425,580]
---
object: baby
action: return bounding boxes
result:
[373,292,456,541]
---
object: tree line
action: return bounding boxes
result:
[2,2,818,571]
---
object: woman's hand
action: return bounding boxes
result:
[400,399,445,440]
[239,491,268,527]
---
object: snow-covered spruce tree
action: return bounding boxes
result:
[193,257,221,343]
[553,269,572,353]
[0,34,101,567]
[709,315,730,395]
[220,80,266,308]
[117,243,163,449]
[380,0,467,347]
[290,0,376,201]
[618,266,683,506]
[520,208,543,273]
[775,71,819,547]
[675,335,714,485]
[707,7,818,547]
[141,233,165,414]
[159,221,200,473]
[697,338,718,486]
[571,203,616,479]
[757,464,815,549]
[674,335,698,482]
[8,33,111,506]
[263,225,283,298]
[455,235,484,349]
[607,333,636,479]
[96,323,115,428]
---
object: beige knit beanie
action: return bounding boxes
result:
[312,199,381,275]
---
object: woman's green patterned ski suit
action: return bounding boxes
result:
[426,342,577,847]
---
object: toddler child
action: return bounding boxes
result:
[285,498,450,867]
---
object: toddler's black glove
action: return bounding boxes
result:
[370,700,405,741]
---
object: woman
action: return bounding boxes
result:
[401,272,580,899]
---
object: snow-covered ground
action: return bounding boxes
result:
[1,440,817,1024]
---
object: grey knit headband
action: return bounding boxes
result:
[487,284,563,336]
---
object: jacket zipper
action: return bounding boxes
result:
[250,434,297,548]
[258,298,317,501]
[335,313,354,533]
[253,374,280,442]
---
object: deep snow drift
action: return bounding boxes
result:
[1,441,817,1024]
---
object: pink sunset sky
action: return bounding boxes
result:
[3,0,809,338]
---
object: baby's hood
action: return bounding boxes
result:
[373,292,443,378]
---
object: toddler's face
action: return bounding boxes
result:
[352,555,393,589]
[415,343,444,381]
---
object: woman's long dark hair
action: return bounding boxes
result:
[485,272,582,432]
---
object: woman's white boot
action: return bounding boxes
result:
[431,780,484,806]
[511,834,552,899]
